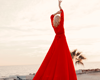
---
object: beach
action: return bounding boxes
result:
[0,72,100,80]
[77,72,100,80]
[76,69,100,80]
[0,63,100,80]
[0,69,100,80]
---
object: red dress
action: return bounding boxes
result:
[33,9,77,80]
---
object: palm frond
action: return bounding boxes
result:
[76,52,81,56]
[70,49,86,66]
[79,55,86,60]
[75,58,82,62]
[71,49,77,56]
[75,60,84,65]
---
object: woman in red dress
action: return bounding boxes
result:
[33,1,77,80]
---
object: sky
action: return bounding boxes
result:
[0,0,100,66]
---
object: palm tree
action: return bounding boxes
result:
[70,49,86,66]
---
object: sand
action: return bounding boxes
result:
[0,72,100,80]
[77,72,100,80]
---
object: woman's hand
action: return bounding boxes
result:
[58,0,62,9]
[59,0,62,4]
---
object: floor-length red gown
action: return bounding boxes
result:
[33,9,77,80]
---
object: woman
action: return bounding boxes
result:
[33,1,77,80]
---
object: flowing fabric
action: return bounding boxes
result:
[33,9,77,80]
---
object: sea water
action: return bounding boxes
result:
[0,62,100,78]
[0,64,40,78]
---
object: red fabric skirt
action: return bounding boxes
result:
[33,34,77,80]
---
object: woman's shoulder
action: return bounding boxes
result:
[50,14,54,20]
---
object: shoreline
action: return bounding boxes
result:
[0,68,100,80]
[76,68,100,74]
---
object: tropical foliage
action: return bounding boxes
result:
[70,49,86,65]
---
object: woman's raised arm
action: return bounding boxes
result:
[50,0,63,21]
[59,0,62,10]
[58,0,64,24]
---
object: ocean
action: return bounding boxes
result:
[0,62,100,78]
